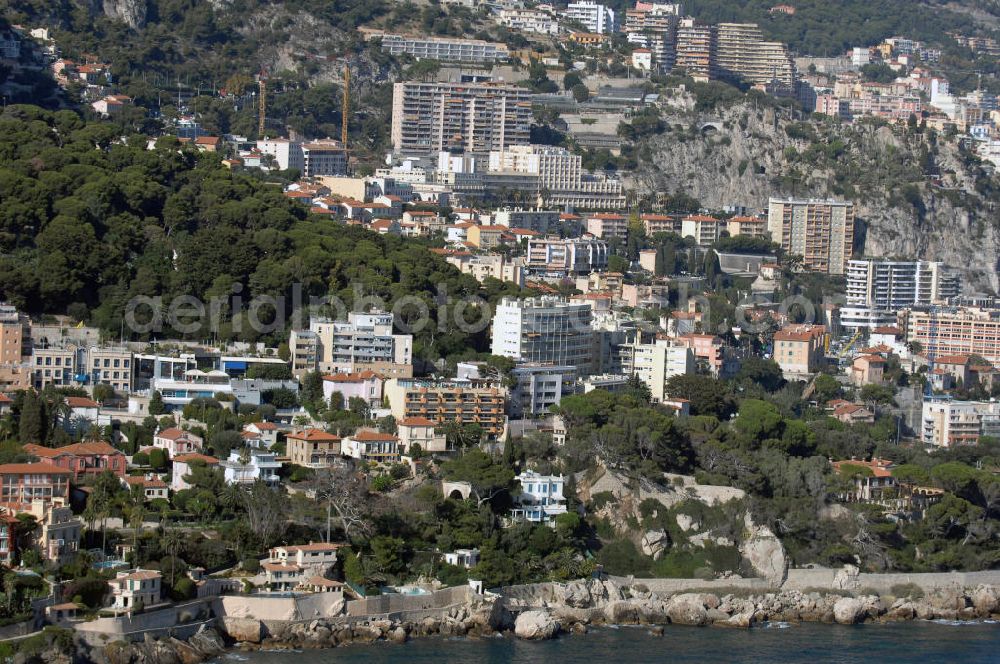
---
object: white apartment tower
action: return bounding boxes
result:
[309,311,413,374]
[491,297,595,374]
[566,1,618,34]
[841,259,960,329]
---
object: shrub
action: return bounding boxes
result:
[241,557,260,574]
[889,583,924,600]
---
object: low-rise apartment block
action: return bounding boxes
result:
[385,378,507,438]
[286,429,342,469]
[772,324,826,377]
[526,237,609,274]
[378,34,509,63]
[921,397,1000,447]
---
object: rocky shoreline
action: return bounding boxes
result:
[44,579,1000,664]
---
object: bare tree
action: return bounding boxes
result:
[316,465,371,543]
[239,480,288,549]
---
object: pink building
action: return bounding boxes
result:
[322,371,384,407]
[171,453,219,491]
[24,441,127,480]
[152,428,204,459]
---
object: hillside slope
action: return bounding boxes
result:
[628,98,1000,292]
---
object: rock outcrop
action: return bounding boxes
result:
[739,517,788,586]
[514,610,560,640]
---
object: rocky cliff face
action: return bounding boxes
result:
[97,0,148,29]
[629,98,1000,292]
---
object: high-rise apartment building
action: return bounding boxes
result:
[390,82,532,154]
[489,145,583,192]
[842,259,960,329]
[0,304,30,391]
[767,197,855,274]
[309,311,413,375]
[491,297,595,374]
[716,23,796,87]
[675,22,717,81]
[616,338,695,402]
[566,1,618,34]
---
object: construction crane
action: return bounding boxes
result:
[257,67,268,138]
[341,63,350,149]
[803,328,864,401]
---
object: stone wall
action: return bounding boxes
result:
[345,586,472,617]
[214,593,344,622]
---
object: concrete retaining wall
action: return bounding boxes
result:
[214,593,344,622]
[75,599,214,637]
[346,586,471,617]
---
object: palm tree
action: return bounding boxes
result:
[162,530,183,586]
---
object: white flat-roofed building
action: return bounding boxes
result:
[566,1,618,34]
[379,35,509,63]
[526,237,609,274]
[841,259,960,329]
[491,297,595,374]
[512,471,567,523]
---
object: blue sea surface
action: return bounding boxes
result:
[220,621,1000,663]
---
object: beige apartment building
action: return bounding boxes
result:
[772,324,827,377]
[726,216,767,238]
[285,429,342,469]
[675,23,717,81]
[767,198,855,274]
[87,346,133,392]
[716,23,796,87]
[904,307,1000,365]
[390,81,532,154]
[385,379,507,438]
[681,215,724,246]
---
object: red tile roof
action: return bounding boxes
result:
[0,463,72,475]
[66,396,99,408]
[287,429,340,442]
[399,417,436,427]
[173,453,219,465]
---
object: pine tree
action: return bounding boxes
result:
[654,246,665,276]
[503,430,516,469]
[148,390,166,416]
[18,391,46,444]
[662,243,676,276]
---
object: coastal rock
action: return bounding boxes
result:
[604,600,640,624]
[514,610,560,640]
[718,611,757,628]
[666,594,709,626]
[739,516,787,586]
[641,530,670,560]
[833,597,866,625]
[833,565,860,590]
[390,626,408,644]
[221,617,263,644]
[971,585,1000,616]
[188,627,227,657]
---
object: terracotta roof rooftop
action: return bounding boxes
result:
[0,463,72,475]
[66,396,99,408]
[352,430,398,442]
[399,416,436,427]
[173,453,219,465]
[25,441,121,457]
[287,429,340,442]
